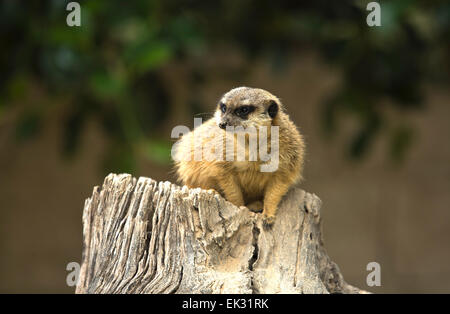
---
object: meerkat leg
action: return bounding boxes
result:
[262,179,290,225]
[217,176,245,207]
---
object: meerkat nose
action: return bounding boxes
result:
[219,122,227,129]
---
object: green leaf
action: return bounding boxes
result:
[89,71,125,100]
[125,40,173,73]
[143,139,172,164]
[15,110,42,142]
[390,125,414,163]
[103,143,137,175]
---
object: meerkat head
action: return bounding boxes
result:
[214,87,282,130]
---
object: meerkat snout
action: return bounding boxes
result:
[218,121,227,129]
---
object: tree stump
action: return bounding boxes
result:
[75,173,366,294]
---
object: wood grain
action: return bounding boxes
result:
[75,173,366,294]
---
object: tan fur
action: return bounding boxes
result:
[173,87,305,225]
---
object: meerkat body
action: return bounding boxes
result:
[173,87,305,225]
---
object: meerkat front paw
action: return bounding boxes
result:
[262,213,276,228]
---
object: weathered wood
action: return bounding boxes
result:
[75,173,366,294]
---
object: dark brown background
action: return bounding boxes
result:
[1,1,449,294]
[1,52,449,293]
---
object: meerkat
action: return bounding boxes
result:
[173,87,305,225]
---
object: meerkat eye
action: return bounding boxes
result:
[220,103,226,113]
[238,107,249,115]
[235,105,255,117]
[268,101,278,118]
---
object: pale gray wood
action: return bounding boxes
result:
[75,173,367,294]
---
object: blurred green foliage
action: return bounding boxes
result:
[0,0,449,174]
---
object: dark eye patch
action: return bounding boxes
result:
[268,101,278,118]
[234,105,255,118]
[219,102,226,113]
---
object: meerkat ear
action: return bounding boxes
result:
[268,100,278,118]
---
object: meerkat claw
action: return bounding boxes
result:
[262,214,276,228]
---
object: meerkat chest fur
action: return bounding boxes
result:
[232,165,272,201]
[174,87,305,225]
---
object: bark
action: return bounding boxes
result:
[75,173,367,294]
